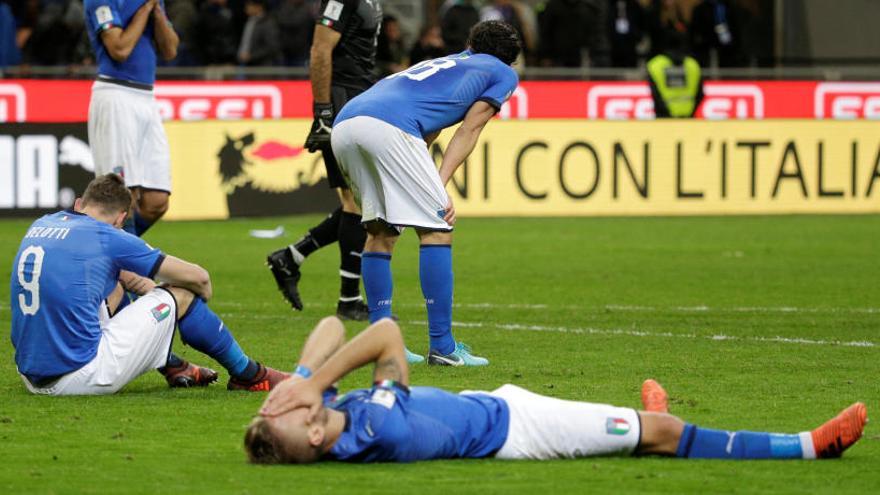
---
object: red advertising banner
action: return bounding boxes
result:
[2,79,880,122]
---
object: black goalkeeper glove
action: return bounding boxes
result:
[304,102,334,152]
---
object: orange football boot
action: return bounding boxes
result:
[161,361,218,388]
[810,402,868,458]
[227,363,291,392]
[641,379,669,413]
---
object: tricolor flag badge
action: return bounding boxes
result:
[151,303,171,322]
[606,417,631,436]
[321,19,334,27]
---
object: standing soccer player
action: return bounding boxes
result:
[267,0,383,321]
[327,21,521,365]
[84,0,178,237]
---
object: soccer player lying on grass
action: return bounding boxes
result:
[10,174,288,395]
[246,317,867,463]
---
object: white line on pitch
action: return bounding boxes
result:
[404,320,877,349]
[211,301,879,314]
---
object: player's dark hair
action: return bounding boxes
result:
[244,416,321,465]
[244,417,286,464]
[467,20,521,65]
[81,174,131,215]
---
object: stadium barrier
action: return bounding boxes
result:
[5,80,880,122]
[2,119,878,219]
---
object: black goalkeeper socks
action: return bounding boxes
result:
[338,211,367,299]
[293,208,343,260]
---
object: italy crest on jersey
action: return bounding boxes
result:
[151,303,171,322]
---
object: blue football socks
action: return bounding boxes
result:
[122,211,155,237]
[362,252,393,322]
[676,424,811,459]
[178,297,257,380]
[420,245,455,355]
[133,211,154,236]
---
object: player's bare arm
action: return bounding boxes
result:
[105,271,157,314]
[261,319,408,419]
[438,101,497,186]
[154,255,212,301]
[151,3,179,61]
[435,101,496,224]
[119,270,158,296]
[296,316,347,373]
[309,25,342,103]
[99,0,157,62]
[304,25,343,152]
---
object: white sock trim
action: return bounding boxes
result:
[339,296,363,303]
[288,246,305,265]
[339,269,360,279]
[799,431,816,459]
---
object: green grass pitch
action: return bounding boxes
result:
[1,214,878,494]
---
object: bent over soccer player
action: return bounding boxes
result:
[10,175,288,395]
[329,20,523,366]
[247,318,866,463]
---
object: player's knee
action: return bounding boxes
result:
[166,286,196,318]
[337,189,360,214]
[138,192,170,220]
[637,412,685,456]
[417,229,452,245]
[365,225,398,252]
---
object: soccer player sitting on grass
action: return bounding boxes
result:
[247,317,866,463]
[10,174,288,395]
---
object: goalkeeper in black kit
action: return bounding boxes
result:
[267,0,384,320]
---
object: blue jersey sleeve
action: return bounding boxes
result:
[85,0,123,34]
[329,383,412,462]
[478,65,519,110]
[104,229,165,278]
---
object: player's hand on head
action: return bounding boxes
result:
[304,103,334,152]
[260,376,323,421]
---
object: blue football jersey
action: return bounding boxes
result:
[327,384,510,462]
[84,0,167,85]
[335,51,519,138]
[10,211,165,381]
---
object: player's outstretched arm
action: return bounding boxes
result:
[261,319,408,419]
[151,3,179,61]
[438,101,496,185]
[155,255,212,301]
[99,0,158,62]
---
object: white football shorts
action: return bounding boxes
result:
[331,116,452,231]
[21,288,177,396]
[88,80,172,192]
[479,384,641,460]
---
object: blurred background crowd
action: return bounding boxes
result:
[0,0,780,73]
